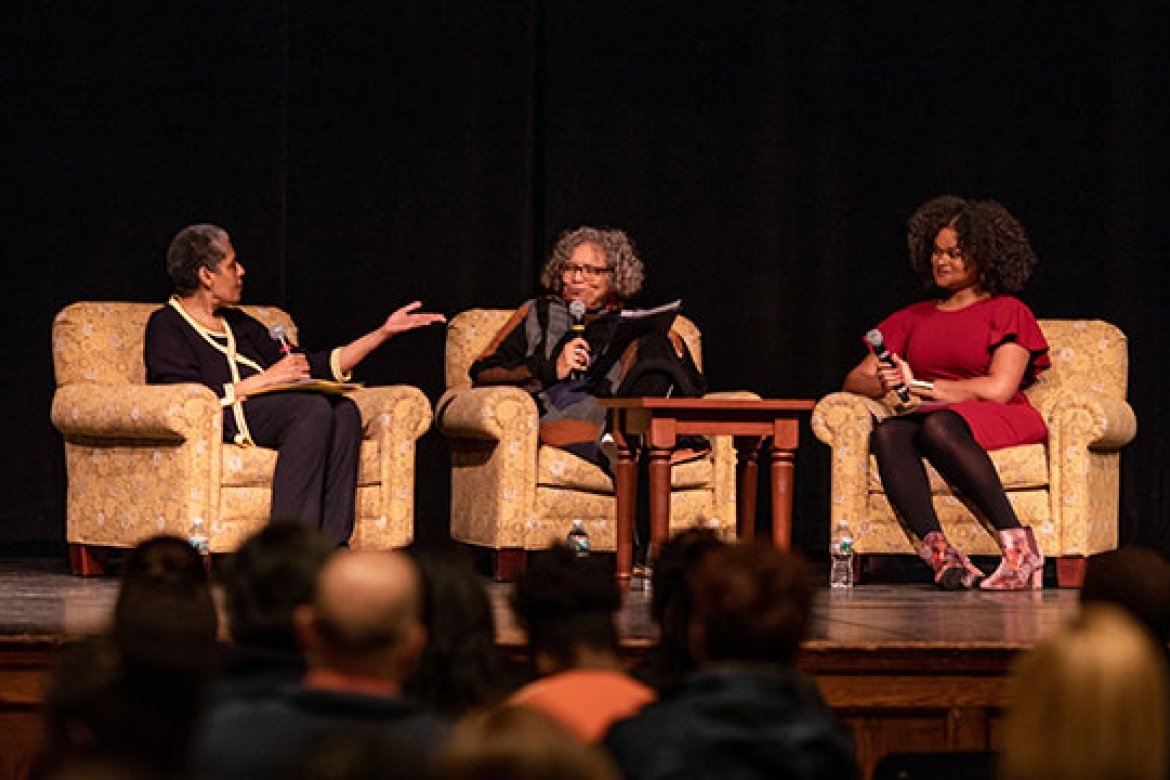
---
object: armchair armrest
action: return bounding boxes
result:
[1045,393,1137,452]
[810,392,888,447]
[51,383,221,441]
[436,384,540,443]
[437,383,541,549]
[349,385,432,442]
[811,391,886,531]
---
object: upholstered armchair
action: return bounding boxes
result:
[51,301,432,574]
[812,319,1135,587]
[436,308,744,578]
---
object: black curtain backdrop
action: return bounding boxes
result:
[6,1,1168,556]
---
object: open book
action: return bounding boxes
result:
[245,378,363,397]
[588,299,682,379]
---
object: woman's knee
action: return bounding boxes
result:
[919,411,975,451]
[870,418,913,457]
[331,398,363,439]
[283,394,335,436]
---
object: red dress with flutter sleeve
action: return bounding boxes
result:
[874,295,1051,451]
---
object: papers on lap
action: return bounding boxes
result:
[246,378,363,397]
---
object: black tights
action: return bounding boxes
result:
[870,410,1021,539]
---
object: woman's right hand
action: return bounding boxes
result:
[876,353,913,395]
[236,353,310,396]
[263,352,310,386]
[555,337,591,380]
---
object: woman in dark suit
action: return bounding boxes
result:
[145,223,444,544]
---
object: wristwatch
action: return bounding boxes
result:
[910,379,935,394]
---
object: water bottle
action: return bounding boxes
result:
[567,519,591,558]
[188,517,210,558]
[829,518,854,589]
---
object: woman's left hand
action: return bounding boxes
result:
[380,301,447,337]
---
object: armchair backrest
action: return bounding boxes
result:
[1028,319,1128,400]
[444,307,703,390]
[52,301,297,387]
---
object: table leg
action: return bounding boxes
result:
[648,444,672,560]
[734,436,760,541]
[613,424,637,586]
[770,446,796,550]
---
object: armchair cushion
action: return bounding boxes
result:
[864,444,1048,493]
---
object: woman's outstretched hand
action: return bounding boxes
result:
[379,301,447,337]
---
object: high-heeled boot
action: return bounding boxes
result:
[980,527,1044,590]
[917,531,985,590]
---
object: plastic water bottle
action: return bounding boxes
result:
[567,519,591,557]
[830,518,854,589]
[188,517,210,558]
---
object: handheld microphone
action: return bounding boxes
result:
[568,300,586,332]
[269,324,294,356]
[865,329,910,403]
[568,300,587,379]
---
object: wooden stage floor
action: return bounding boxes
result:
[0,557,1079,779]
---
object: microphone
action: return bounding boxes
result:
[568,300,586,332]
[269,324,294,356]
[865,329,910,403]
[568,300,587,379]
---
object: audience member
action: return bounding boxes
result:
[604,542,858,780]
[34,637,126,779]
[213,523,337,705]
[508,545,655,742]
[1079,545,1170,651]
[999,605,1169,780]
[631,528,724,694]
[194,550,448,780]
[288,729,430,780]
[115,535,220,775]
[438,704,620,780]
[36,535,218,779]
[404,542,509,718]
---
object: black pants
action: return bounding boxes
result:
[239,393,362,545]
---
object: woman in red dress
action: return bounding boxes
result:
[843,196,1049,590]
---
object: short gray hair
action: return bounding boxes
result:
[166,224,230,295]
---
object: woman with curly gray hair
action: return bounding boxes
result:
[842,196,1050,591]
[471,225,705,492]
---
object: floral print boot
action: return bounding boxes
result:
[917,531,985,590]
[980,527,1044,590]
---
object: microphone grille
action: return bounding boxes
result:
[269,324,286,341]
[864,329,883,348]
[568,300,586,319]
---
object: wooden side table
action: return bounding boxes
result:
[600,397,816,584]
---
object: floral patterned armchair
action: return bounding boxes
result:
[50,301,432,574]
[436,308,744,578]
[811,319,1136,587]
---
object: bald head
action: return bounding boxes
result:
[299,551,425,679]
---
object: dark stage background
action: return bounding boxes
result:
[6,1,1168,557]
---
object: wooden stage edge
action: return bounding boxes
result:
[0,560,1079,780]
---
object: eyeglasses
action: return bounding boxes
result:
[931,246,964,261]
[562,263,613,279]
